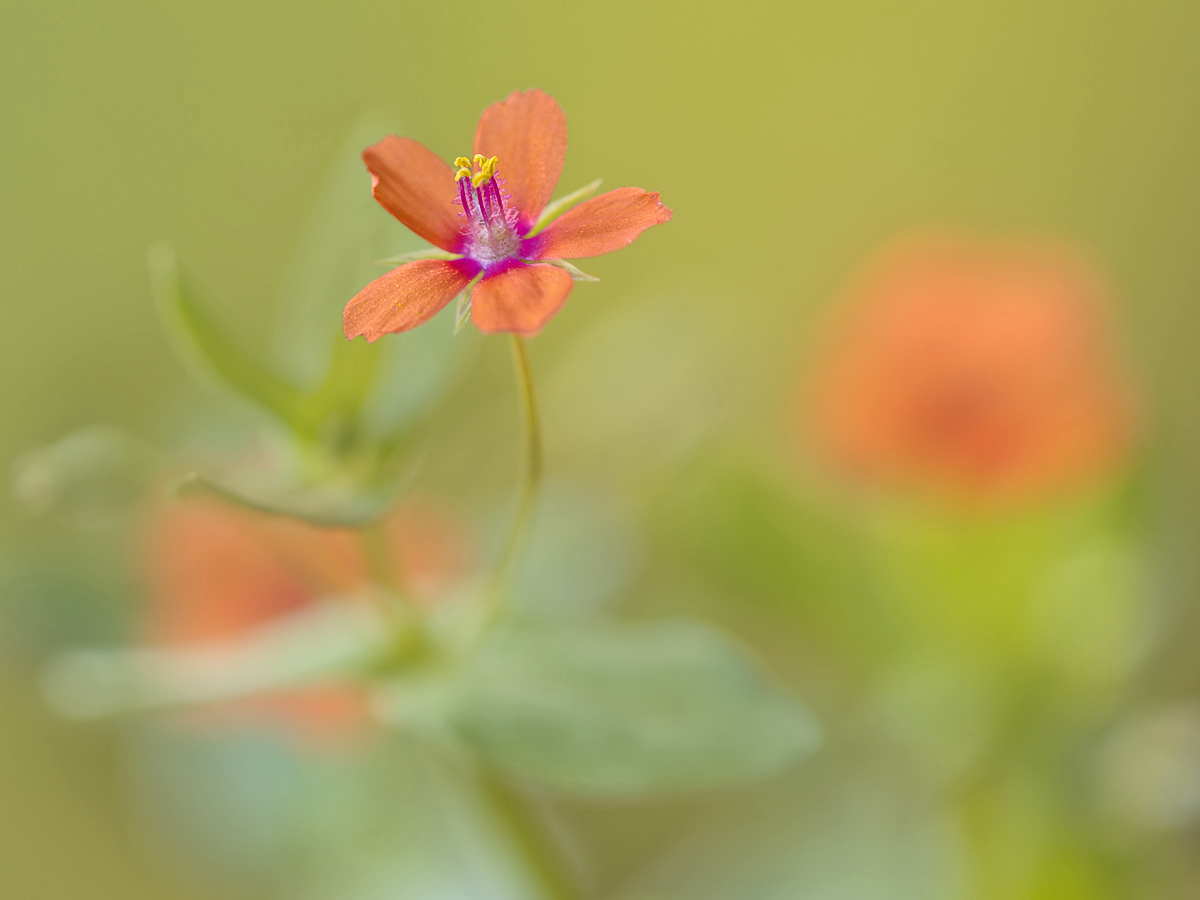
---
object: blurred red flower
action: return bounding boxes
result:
[343,89,672,341]
[804,235,1137,504]
[140,498,465,740]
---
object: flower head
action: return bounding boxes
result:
[343,89,673,341]
[803,235,1137,504]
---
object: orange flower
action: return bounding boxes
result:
[141,498,465,739]
[804,235,1136,504]
[343,89,672,341]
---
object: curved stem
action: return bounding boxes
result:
[481,335,543,627]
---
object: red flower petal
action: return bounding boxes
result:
[471,263,575,336]
[363,136,467,253]
[527,188,672,259]
[474,89,568,235]
[343,259,480,342]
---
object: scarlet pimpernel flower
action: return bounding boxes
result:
[804,235,1136,503]
[343,89,672,340]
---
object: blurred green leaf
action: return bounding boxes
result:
[129,730,554,900]
[268,114,411,390]
[358,301,481,442]
[656,451,888,666]
[541,292,729,475]
[149,242,308,430]
[448,619,821,795]
[11,425,159,529]
[173,469,412,529]
[867,492,1134,666]
[614,770,967,900]
[509,483,642,620]
[41,602,384,719]
[268,116,480,444]
[316,746,560,900]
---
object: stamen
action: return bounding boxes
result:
[471,155,498,188]
[457,177,477,218]
[485,177,506,221]
[451,153,517,263]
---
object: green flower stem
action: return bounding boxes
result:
[359,520,413,625]
[481,334,543,627]
[479,769,577,900]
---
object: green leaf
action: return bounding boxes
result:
[867,494,1134,666]
[267,116,479,443]
[358,300,483,440]
[509,484,641,620]
[613,768,966,900]
[127,732,553,900]
[173,469,413,529]
[268,113,414,389]
[656,451,888,666]
[11,425,159,528]
[526,179,603,237]
[447,619,821,795]
[41,602,384,719]
[539,292,730,474]
[148,242,306,429]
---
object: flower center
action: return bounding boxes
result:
[454,154,520,264]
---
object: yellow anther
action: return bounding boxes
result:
[454,156,473,169]
[455,167,472,181]
[473,153,486,167]
[470,154,499,188]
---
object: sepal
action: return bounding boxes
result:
[540,258,599,282]
[454,273,483,335]
[526,179,603,237]
[375,248,462,266]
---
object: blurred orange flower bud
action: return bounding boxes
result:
[803,235,1137,505]
[139,497,466,740]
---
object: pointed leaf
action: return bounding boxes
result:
[148,242,306,428]
[41,602,385,719]
[173,469,413,529]
[446,619,821,795]
[267,116,479,444]
[268,114,415,388]
[12,425,160,528]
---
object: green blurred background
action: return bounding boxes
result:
[5,1,1200,897]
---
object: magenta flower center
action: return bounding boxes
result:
[455,154,521,266]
